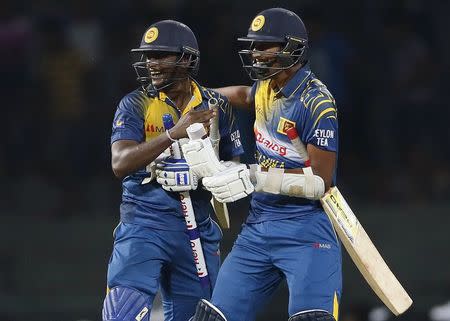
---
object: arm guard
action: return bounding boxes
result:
[254,167,325,200]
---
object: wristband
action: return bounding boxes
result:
[165,129,177,142]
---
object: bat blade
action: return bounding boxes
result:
[321,187,413,315]
[211,198,230,229]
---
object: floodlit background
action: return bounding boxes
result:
[1,0,449,320]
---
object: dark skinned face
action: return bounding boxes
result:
[145,52,190,89]
[251,42,282,68]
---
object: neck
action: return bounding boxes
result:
[271,63,303,91]
[162,78,192,111]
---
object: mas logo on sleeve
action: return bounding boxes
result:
[276,117,296,135]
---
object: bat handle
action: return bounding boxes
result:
[162,114,211,290]
[208,97,220,156]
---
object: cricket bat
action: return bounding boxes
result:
[321,187,413,315]
[208,97,230,229]
[286,127,413,316]
[163,114,210,290]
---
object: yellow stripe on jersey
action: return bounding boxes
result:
[309,78,324,87]
[305,92,324,110]
[333,291,339,321]
[313,107,336,128]
[254,80,277,123]
[311,99,332,116]
[144,98,179,141]
[144,81,203,141]
[183,81,203,115]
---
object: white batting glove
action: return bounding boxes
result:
[156,157,198,192]
[181,138,227,178]
[202,164,254,203]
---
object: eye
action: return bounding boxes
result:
[145,51,173,60]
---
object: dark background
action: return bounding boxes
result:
[1,0,449,320]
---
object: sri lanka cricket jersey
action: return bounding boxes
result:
[248,64,339,223]
[111,80,243,231]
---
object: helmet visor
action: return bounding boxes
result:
[238,40,306,80]
[132,51,199,90]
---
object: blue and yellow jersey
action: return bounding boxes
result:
[248,64,338,223]
[111,80,244,231]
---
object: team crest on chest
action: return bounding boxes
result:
[277,117,296,135]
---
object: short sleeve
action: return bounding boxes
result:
[216,95,244,160]
[111,92,146,145]
[302,95,338,152]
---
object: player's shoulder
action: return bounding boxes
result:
[301,75,335,103]
[299,75,337,125]
[118,88,148,112]
[200,86,230,108]
[301,75,336,112]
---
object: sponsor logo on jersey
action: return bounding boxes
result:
[230,130,242,148]
[144,27,158,43]
[255,129,287,156]
[313,242,331,249]
[256,151,285,168]
[251,15,265,32]
[314,129,335,147]
[146,123,164,133]
[277,117,296,135]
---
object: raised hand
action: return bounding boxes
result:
[169,109,215,140]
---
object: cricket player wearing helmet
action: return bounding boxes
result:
[102,20,243,321]
[187,8,342,321]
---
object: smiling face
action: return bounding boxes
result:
[144,51,190,89]
[251,42,282,64]
[238,42,284,80]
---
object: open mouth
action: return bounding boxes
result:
[150,71,167,80]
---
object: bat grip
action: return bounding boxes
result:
[208,98,220,156]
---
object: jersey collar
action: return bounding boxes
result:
[279,63,312,98]
[156,79,203,115]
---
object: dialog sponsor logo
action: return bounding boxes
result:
[255,129,287,156]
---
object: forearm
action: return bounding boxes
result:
[309,163,333,191]
[111,133,173,179]
[214,86,253,109]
